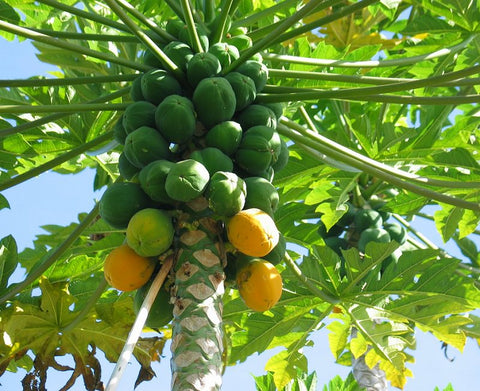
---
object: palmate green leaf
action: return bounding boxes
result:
[0,235,18,291]
[453,234,479,265]
[0,1,20,24]
[254,368,319,391]
[412,0,480,31]
[434,203,464,242]
[264,349,308,390]
[0,193,9,210]
[322,373,364,391]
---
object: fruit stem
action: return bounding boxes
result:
[210,0,234,44]
[224,0,332,73]
[61,278,108,333]
[36,0,130,32]
[180,0,204,52]
[0,87,130,138]
[0,203,100,305]
[262,34,477,68]
[277,121,480,212]
[0,20,150,72]
[105,256,173,391]
[0,103,130,114]
[231,0,299,30]
[103,0,186,83]
[0,74,138,88]
[0,131,114,193]
[28,28,138,42]
[284,252,340,304]
[114,0,177,42]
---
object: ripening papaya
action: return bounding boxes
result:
[99,182,151,229]
[208,42,240,69]
[155,95,196,144]
[138,160,175,204]
[122,101,157,134]
[263,233,286,265]
[236,104,277,131]
[205,120,243,156]
[186,52,222,87]
[123,126,171,168]
[224,72,256,111]
[192,77,236,128]
[206,171,246,217]
[236,60,268,92]
[165,159,210,202]
[244,176,279,216]
[141,69,182,105]
[189,147,233,176]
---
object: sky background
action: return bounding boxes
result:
[0,37,479,391]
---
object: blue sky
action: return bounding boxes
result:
[0,37,479,391]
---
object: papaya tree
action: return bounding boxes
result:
[0,0,479,390]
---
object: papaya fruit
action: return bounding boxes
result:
[244,176,279,216]
[236,258,282,312]
[154,95,196,144]
[208,42,240,69]
[130,75,144,102]
[113,116,127,145]
[133,279,174,328]
[99,182,151,229]
[226,34,252,51]
[227,208,279,257]
[236,60,268,92]
[235,125,281,175]
[192,77,236,128]
[186,52,221,87]
[206,171,246,217]
[189,147,233,176]
[163,40,194,71]
[122,101,156,134]
[317,220,344,238]
[165,19,185,38]
[263,233,286,265]
[324,236,348,256]
[337,202,356,227]
[358,227,391,253]
[236,104,277,130]
[142,49,164,68]
[205,120,243,156]
[165,159,210,202]
[123,126,170,168]
[103,244,156,292]
[383,222,407,245]
[118,152,140,181]
[138,160,175,204]
[354,209,383,231]
[263,102,284,120]
[224,72,256,111]
[178,23,210,51]
[228,26,247,36]
[271,138,289,173]
[126,208,174,257]
[141,69,182,105]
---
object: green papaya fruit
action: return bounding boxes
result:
[186,52,221,87]
[190,147,233,175]
[263,233,286,265]
[317,220,344,238]
[358,227,391,253]
[138,160,175,204]
[271,138,289,173]
[235,125,281,175]
[228,26,247,36]
[226,34,252,51]
[141,69,182,105]
[383,223,407,245]
[133,280,173,328]
[165,19,185,38]
[337,202,356,227]
[206,171,246,216]
[224,72,256,111]
[163,41,194,71]
[192,77,236,128]
[250,53,263,62]
[236,60,268,92]
[165,159,210,202]
[178,24,210,51]
[244,176,279,216]
[263,102,284,119]
[324,236,348,256]
[236,104,277,130]
[142,49,164,68]
[208,42,240,69]
[122,101,156,134]
[99,182,150,229]
[154,95,196,144]
[354,209,383,231]
[205,121,243,156]
[118,152,140,180]
[130,75,144,102]
[123,126,170,168]
[113,116,127,145]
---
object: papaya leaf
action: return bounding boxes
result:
[321,373,364,391]
[0,1,20,24]
[434,204,464,242]
[0,235,18,291]
[264,349,308,390]
[326,317,351,360]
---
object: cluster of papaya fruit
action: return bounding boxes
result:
[99,19,288,321]
[317,198,407,273]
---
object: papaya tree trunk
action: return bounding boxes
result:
[170,204,225,391]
